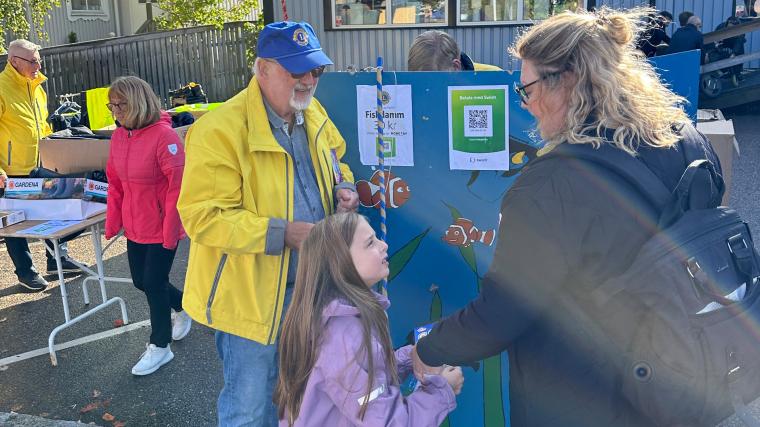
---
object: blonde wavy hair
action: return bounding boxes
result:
[511,7,691,154]
[108,76,161,130]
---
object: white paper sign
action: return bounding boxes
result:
[356,85,414,166]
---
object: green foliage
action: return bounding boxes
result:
[0,0,60,53]
[154,0,260,30]
[154,0,262,66]
[67,31,78,44]
[242,16,264,66]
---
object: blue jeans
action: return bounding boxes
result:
[216,287,293,427]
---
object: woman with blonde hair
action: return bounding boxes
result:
[411,8,722,427]
[104,76,191,375]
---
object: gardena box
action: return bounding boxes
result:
[0,198,106,221]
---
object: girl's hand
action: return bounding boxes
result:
[440,366,464,395]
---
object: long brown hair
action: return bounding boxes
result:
[274,212,398,425]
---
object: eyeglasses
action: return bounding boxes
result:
[288,66,326,80]
[106,102,128,111]
[513,70,566,104]
[513,78,543,104]
[13,56,43,66]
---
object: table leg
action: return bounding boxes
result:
[46,223,130,366]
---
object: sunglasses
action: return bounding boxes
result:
[288,65,326,80]
[14,56,43,66]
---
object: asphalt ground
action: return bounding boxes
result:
[0,111,758,426]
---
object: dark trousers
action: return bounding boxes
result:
[126,240,183,347]
[5,235,79,278]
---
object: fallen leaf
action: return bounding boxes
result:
[40,412,50,417]
[113,319,124,328]
[92,389,101,398]
[80,402,100,413]
[148,411,156,417]
[113,421,126,427]
[102,413,115,422]
[102,398,112,407]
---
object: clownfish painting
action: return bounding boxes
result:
[356,170,411,209]
[442,217,496,248]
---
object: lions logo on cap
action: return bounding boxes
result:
[381,90,391,105]
[293,28,309,46]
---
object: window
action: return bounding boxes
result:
[459,0,583,24]
[328,0,585,29]
[71,0,103,11]
[332,0,447,28]
[67,0,110,21]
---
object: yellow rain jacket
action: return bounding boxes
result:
[178,76,354,344]
[0,62,52,176]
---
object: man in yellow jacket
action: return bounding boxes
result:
[178,21,358,427]
[0,39,79,292]
[407,30,503,71]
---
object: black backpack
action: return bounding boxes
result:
[547,140,760,426]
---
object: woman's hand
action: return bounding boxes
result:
[411,345,444,381]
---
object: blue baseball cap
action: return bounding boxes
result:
[257,21,333,74]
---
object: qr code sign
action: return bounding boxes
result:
[463,105,493,137]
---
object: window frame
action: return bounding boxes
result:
[67,0,110,21]
[456,0,588,26]
[324,0,587,30]
[326,0,452,30]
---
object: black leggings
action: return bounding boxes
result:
[126,240,183,347]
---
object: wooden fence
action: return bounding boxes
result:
[0,22,253,114]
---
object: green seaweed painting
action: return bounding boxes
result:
[443,201,506,427]
[429,284,451,427]
[387,227,431,283]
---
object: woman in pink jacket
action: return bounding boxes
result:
[104,76,190,376]
[274,212,463,426]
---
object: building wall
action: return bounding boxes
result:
[26,0,119,47]
[274,0,757,70]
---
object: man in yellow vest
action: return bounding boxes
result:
[407,30,503,71]
[0,39,80,292]
[178,21,358,426]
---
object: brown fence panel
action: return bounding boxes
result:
[0,22,253,114]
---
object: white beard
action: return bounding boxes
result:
[289,83,315,111]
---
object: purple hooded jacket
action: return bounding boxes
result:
[280,293,456,426]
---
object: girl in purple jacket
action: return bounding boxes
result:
[274,212,462,426]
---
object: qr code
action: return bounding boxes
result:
[468,109,489,129]
[463,105,493,137]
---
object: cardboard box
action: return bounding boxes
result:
[0,198,106,221]
[696,117,738,206]
[39,138,110,174]
[174,125,191,143]
[0,210,25,228]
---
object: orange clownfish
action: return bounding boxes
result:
[356,170,411,210]
[442,217,495,248]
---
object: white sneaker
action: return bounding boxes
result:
[131,343,174,376]
[171,310,192,341]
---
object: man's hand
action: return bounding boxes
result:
[411,345,444,382]
[336,188,359,213]
[285,221,314,250]
[0,172,7,189]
